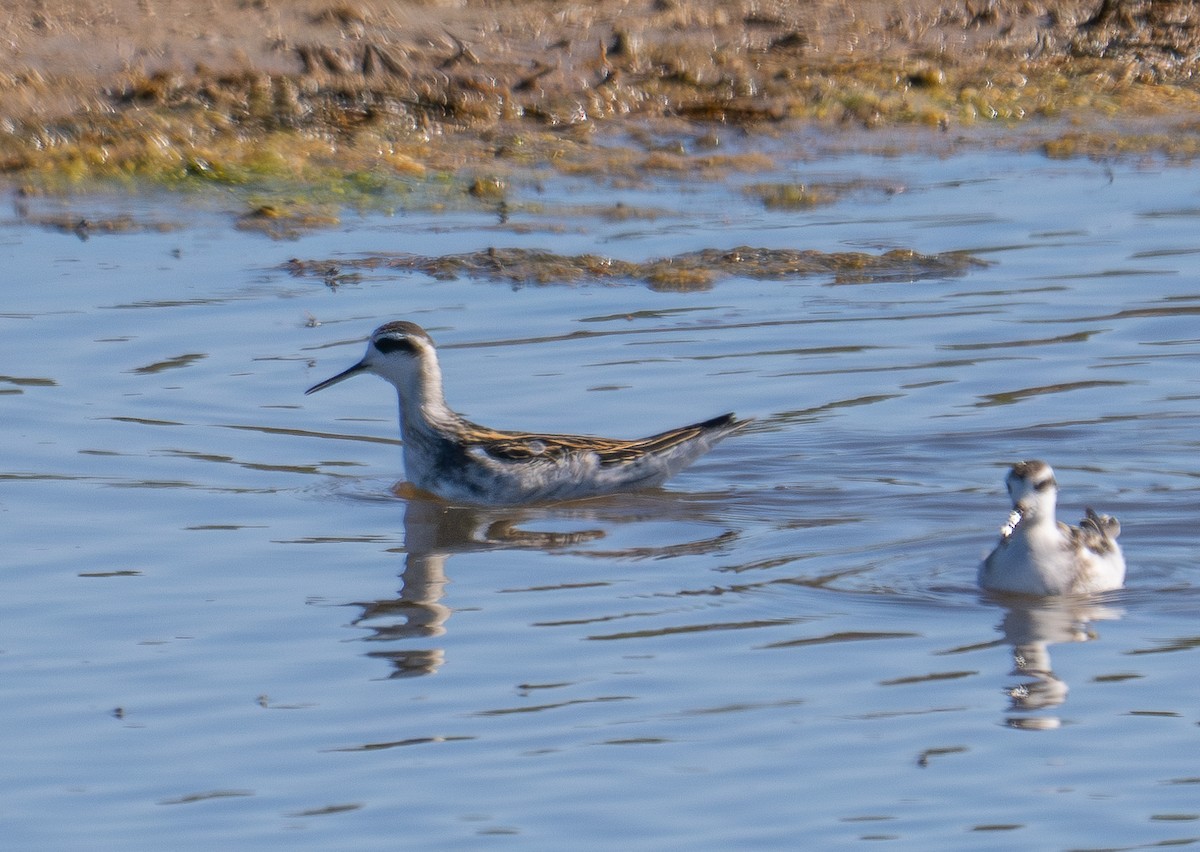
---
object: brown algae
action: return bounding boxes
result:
[285,246,985,291]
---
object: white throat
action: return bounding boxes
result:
[380,351,460,438]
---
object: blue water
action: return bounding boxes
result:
[2,143,1199,849]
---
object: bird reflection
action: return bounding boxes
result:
[989,595,1123,730]
[345,489,744,678]
[349,497,605,678]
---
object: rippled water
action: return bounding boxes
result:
[3,142,1200,849]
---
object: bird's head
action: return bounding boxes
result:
[306,321,438,397]
[1005,459,1058,522]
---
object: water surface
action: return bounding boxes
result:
[3,144,1199,849]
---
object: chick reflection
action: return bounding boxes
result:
[350,498,604,678]
[990,596,1123,730]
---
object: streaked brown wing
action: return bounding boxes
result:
[590,413,744,465]
[473,430,632,462]
[1066,519,1118,556]
[469,413,744,466]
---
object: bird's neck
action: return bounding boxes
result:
[393,359,463,439]
[1016,498,1057,530]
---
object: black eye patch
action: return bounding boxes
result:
[1034,478,1055,491]
[375,336,416,354]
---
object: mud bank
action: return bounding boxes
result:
[3,0,1199,194]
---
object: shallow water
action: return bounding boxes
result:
[3,140,1200,849]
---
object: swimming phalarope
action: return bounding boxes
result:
[979,460,1125,596]
[306,321,750,505]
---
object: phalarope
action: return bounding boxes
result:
[306,321,750,505]
[979,460,1125,596]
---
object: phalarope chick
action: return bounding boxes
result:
[979,460,1125,596]
[306,321,750,505]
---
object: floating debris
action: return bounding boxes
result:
[285,245,985,292]
[235,203,340,239]
[27,214,179,239]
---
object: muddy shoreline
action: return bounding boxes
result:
[4,1,1200,193]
